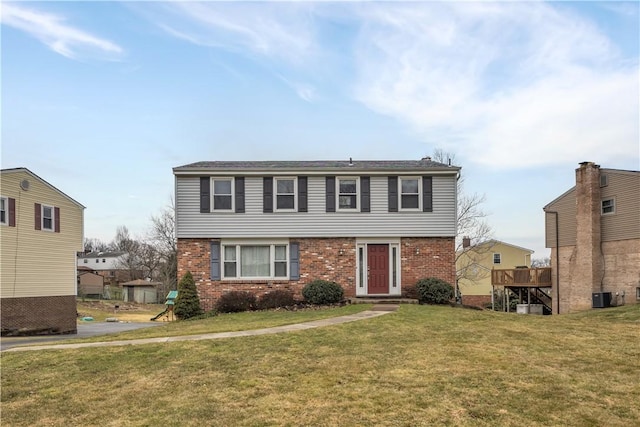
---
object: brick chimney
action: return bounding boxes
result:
[462,237,471,249]
[573,161,603,310]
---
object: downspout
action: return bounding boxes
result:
[547,211,560,314]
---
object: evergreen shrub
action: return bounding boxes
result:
[415,278,454,305]
[174,271,204,320]
[302,280,344,305]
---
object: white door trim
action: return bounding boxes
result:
[355,238,402,296]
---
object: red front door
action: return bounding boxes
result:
[367,244,389,294]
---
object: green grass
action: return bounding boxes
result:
[66,304,371,343]
[2,304,639,426]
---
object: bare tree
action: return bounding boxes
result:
[148,197,178,297]
[531,257,551,268]
[431,149,494,285]
[111,225,144,281]
[83,237,111,253]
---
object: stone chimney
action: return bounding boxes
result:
[462,237,471,249]
[573,161,603,310]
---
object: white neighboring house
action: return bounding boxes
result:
[77,251,129,284]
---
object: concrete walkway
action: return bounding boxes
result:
[4,306,398,353]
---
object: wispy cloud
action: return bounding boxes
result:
[1,3,123,60]
[351,2,638,168]
[141,2,318,66]
[278,75,317,102]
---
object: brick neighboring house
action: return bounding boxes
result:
[544,162,640,314]
[174,158,460,310]
[1,168,84,335]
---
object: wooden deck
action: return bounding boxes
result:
[491,267,552,287]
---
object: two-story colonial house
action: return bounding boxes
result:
[174,158,459,311]
[543,162,640,314]
[1,168,84,335]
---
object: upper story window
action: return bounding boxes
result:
[400,177,421,210]
[212,178,234,211]
[42,205,54,231]
[493,253,501,264]
[275,177,296,211]
[0,196,7,225]
[83,259,88,264]
[601,198,615,215]
[337,177,359,211]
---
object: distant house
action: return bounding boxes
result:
[121,279,160,304]
[543,162,640,313]
[1,168,84,335]
[77,251,135,285]
[173,159,460,310]
[78,270,104,298]
[457,239,533,307]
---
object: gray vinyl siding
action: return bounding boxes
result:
[544,188,577,248]
[176,175,457,238]
[601,171,640,242]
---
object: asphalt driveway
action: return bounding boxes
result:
[0,322,165,351]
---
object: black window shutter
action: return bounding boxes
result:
[35,203,41,230]
[210,241,221,280]
[361,176,370,213]
[235,177,245,213]
[8,198,15,227]
[290,242,300,280]
[423,176,433,212]
[54,207,60,233]
[298,176,308,212]
[326,177,336,212]
[263,177,273,213]
[388,176,398,212]
[200,177,210,213]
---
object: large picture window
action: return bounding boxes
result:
[222,243,289,279]
[275,177,296,211]
[212,178,233,211]
[337,177,358,210]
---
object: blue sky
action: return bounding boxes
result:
[2,1,639,258]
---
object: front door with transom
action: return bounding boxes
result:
[367,244,389,294]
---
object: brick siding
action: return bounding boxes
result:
[178,237,456,311]
[1,295,77,336]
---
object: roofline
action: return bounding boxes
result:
[458,239,534,254]
[543,168,639,211]
[1,167,86,209]
[173,160,461,176]
[174,168,459,176]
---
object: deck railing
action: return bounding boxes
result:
[491,267,552,287]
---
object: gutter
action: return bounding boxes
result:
[546,210,561,314]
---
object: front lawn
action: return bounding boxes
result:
[2,304,639,426]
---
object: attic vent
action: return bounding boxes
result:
[600,174,608,187]
[20,179,30,191]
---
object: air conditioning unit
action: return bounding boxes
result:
[592,292,612,308]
